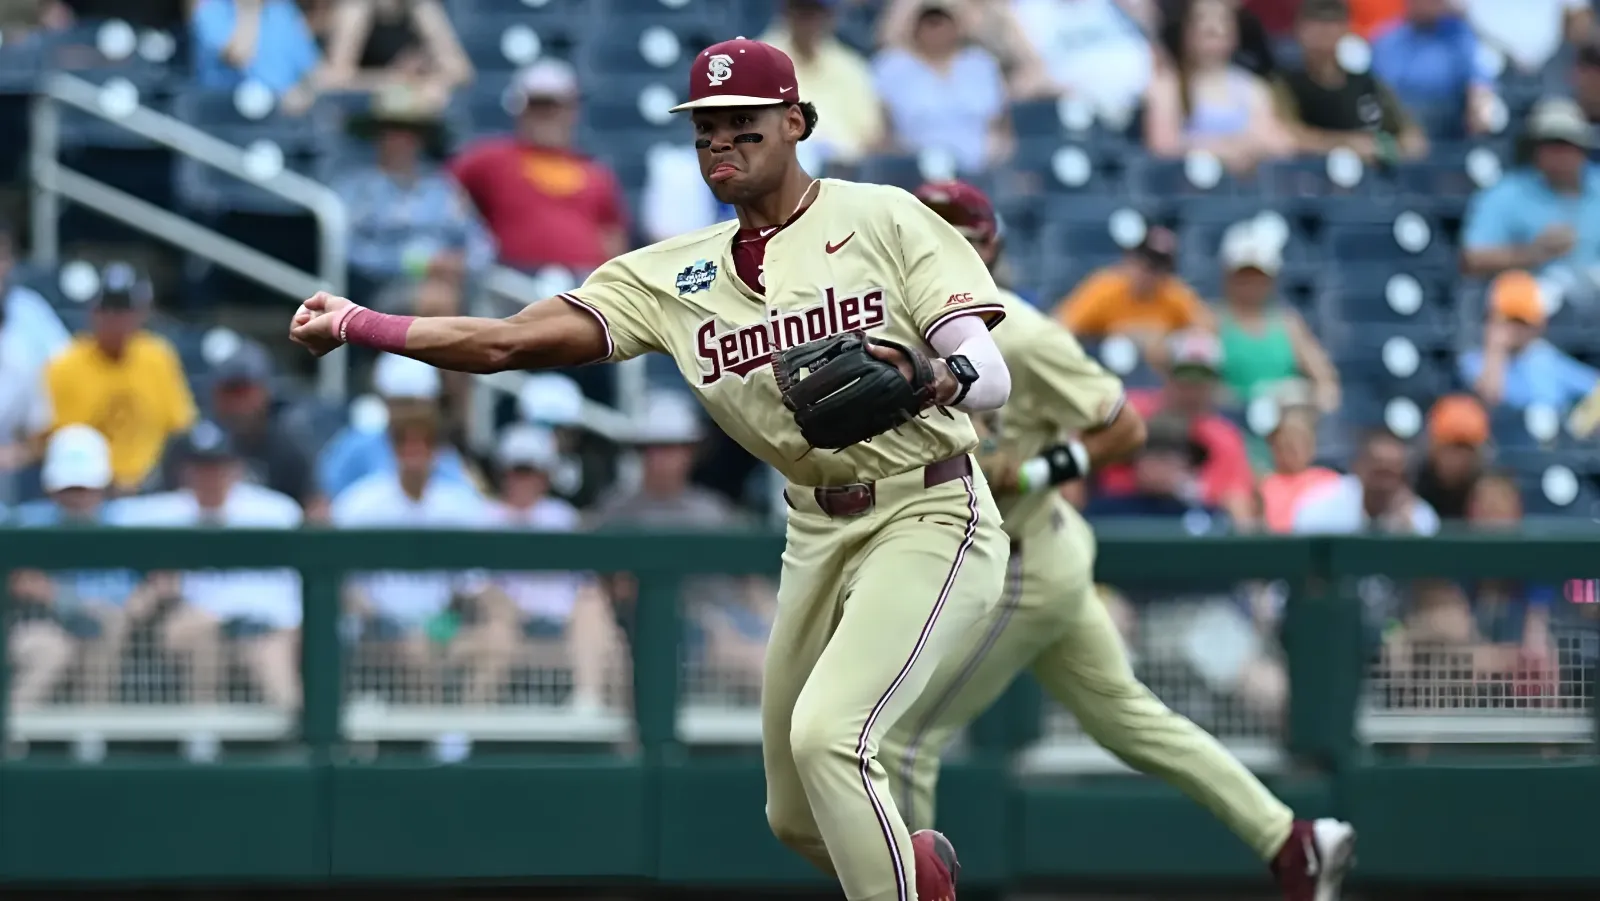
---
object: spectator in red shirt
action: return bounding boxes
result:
[448,59,628,272]
[1096,330,1258,525]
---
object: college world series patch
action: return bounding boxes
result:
[676,259,718,295]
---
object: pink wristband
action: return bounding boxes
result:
[339,306,415,353]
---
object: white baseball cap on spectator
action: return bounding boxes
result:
[1220,221,1284,276]
[512,59,580,105]
[1525,96,1592,149]
[372,353,441,400]
[631,390,703,445]
[517,373,584,427]
[497,423,560,472]
[42,425,113,493]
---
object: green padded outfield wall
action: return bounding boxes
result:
[0,529,1596,892]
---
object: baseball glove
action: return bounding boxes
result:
[773,330,938,450]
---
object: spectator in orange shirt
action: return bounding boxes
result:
[1414,394,1489,521]
[1258,405,1340,533]
[1095,330,1257,525]
[1056,225,1213,350]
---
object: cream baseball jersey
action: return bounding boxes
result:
[975,289,1125,536]
[560,178,1006,487]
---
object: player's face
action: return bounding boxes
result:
[693,105,804,204]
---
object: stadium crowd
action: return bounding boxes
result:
[0,0,1597,736]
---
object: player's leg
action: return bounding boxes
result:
[788,481,1008,901]
[761,518,850,878]
[881,546,1045,833]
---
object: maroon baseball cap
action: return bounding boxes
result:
[670,37,802,113]
[915,180,998,242]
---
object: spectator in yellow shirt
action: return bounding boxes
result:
[1055,225,1214,357]
[760,0,885,164]
[46,269,196,492]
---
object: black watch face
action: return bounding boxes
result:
[948,355,978,383]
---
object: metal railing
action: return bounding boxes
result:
[28,72,653,446]
[29,72,351,397]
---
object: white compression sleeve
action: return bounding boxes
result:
[928,313,1010,412]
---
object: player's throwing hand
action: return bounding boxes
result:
[289,291,355,357]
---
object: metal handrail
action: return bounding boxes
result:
[28,72,350,398]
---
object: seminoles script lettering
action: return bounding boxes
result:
[696,287,887,385]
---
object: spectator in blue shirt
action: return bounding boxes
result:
[191,0,320,108]
[872,0,1011,173]
[1460,269,1600,412]
[317,352,472,498]
[334,86,495,321]
[1462,97,1600,281]
[9,426,145,707]
[1369,0,1495,138]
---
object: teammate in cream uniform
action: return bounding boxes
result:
[885,181,1357,901]
[292,37,1013,901]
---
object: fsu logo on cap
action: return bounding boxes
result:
[706,53,734,86]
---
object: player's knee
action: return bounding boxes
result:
[788,706,852,775]
[765,803,821,851]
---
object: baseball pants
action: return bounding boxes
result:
[763,459,1009,901]
[881,504,1294,861]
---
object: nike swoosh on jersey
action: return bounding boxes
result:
[825,233,855,254]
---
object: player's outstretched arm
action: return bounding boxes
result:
[289,292,610,372]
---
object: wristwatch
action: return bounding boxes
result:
[944,354,979,405]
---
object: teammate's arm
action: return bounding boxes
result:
[1012,323,1147,494]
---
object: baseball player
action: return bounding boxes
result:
[292,38,1016,901]
[883,181,1357,901]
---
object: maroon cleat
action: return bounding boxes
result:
[912,829,959,901]
[1270,818,1356,901]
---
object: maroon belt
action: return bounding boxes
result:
[788,455,972,518]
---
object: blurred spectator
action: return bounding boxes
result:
[316,352,472,498]
[1461,97,1599,279]
[1098,331,1257,524]
[879,0,1055,98]
[0,226,70,375]
[331,403,497,703]
[761,0,887,164]
[1368,0,1495,138]
[191,0,322,111]
[1160,0,1280,78]
[1273,0,1429,162]
[1293,428,1440,534]
[449,60,628,272]
[0,305,51,505]
[0,0,72,46]
[1056,225,1211,347]
[1011,0,1155,116]
[872,0,1012,173]
[1144,0,1294,171]
[315,0,472,109]
[1215,219,1341,412]
[9,426,142,705]
[517,372,606,507]
[46,268,196,494]
[1085,413,1226,524]
[1414,394,1489,520]
[336,86,495,320]
[1349,0,1403,39]
[1460,0,1590,77]
[591,393,773,696]
[190,341,320,513]
[1257,406,1340,533]
[1382,471,1559,704]
[470,424,622,712]
[1459,269,1599,411]
[113,424,304,709]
